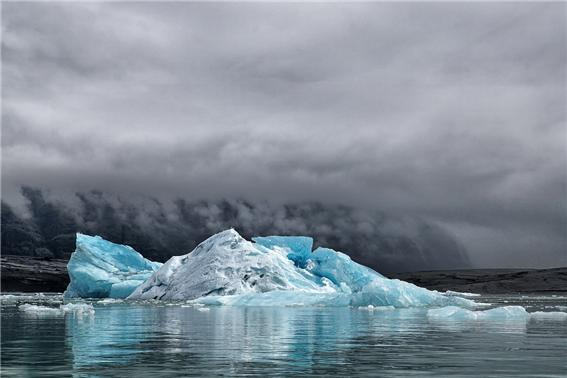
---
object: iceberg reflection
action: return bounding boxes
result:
[66,303,483,375]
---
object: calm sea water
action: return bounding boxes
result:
[1,293,566,377]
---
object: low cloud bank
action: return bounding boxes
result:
[1,187,470,273]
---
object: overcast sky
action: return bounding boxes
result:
[2,2,565,268]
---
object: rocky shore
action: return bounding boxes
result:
[390,268,567,294]
[1,255,566,294]
[1,255,69,292]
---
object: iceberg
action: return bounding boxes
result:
[128,229,473,308]
[64,234,162,299]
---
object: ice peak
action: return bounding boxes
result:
[205,228,243,243]
[191,229,245,257]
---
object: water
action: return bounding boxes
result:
[1,293,566,377]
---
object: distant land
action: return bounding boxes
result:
[391,268,567,294]
[1,255,566,294]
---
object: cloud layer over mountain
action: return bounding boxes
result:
[1,188,470,273]
[2,3,565,268]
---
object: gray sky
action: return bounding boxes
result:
[2,2,566,268]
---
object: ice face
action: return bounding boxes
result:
[19,303,95,317]
[252,236,313,268]
[308,247,384,291]
[64,234,162,299]
[128,229,474,308]
[351,277,473,308]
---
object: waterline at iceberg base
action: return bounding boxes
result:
[63,230,564,319]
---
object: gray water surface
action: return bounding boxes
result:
[1,293,566,377]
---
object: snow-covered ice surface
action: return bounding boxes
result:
[129,230,333,301]
[64,233,162,299]
[427,305,530,321]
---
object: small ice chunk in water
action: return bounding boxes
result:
[443,290,481,297]
[98,298,123,305]
[428,306,567,322]
[427,306,530,321]
[19,303,95,317]
[530,311,567,321]
[19,304,63,315]
[64,233,162,299]
[60,303,96,317]
[358,305,395,311]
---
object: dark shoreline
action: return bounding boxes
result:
[1,255,566,294]
[390,268,567,294]
[1,255,69,292]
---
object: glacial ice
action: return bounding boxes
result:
[128,229,474,308]
[252,236,313,268]
[64,233,162,299]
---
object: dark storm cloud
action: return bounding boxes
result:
[2,2,566,267]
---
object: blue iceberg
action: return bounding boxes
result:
[63,230,473,308]
[63,229,567,321]
[64,234,162,299]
